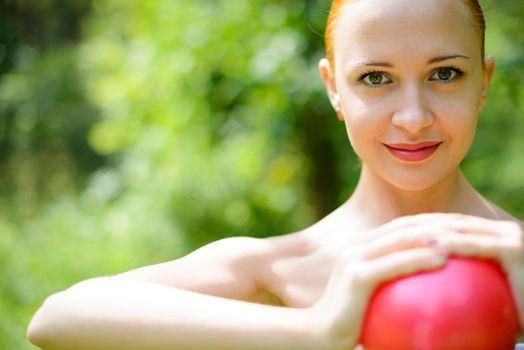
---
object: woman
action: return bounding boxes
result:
[27,0,524,349]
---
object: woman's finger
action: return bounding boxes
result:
[380,213,521,238]
[317,246,448,344]
[352,214,462,246]
[354,247,447,290]
[451,218,522,238]
[358,226,454,259]
[437,233,522,259]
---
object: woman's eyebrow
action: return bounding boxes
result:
[363,62,393,68]
[428,54,470,64]
[344,61,393,71]
[350,54,471,68]
[346,54,471,73]
[343,61,392,77]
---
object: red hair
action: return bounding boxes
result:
[324,0,486,68]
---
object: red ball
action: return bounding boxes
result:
[361,257,519,350]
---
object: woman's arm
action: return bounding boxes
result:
[28,237,331,350]
[27,277,328,350]
[25,220,456,350]
[28,216,481,350]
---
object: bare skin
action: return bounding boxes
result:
[26,189,524,349]
[27,0,524,349]
[118,176,520,310]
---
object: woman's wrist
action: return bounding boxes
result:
[302,302,358,350]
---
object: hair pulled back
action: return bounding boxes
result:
[324,0,486,67]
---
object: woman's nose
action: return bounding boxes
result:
[391,84,434,134]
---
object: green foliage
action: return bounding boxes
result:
[462,1,524,213]
[0,0,523,348]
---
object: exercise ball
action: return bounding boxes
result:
[361,257,519,350]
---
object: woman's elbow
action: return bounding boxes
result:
[27,278,108,348]
[27,292,65,348]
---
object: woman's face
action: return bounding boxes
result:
[321,0,494,191]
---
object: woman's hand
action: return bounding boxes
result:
[307,213,524,349]
[431,214,524,337]
[307,214,465,350]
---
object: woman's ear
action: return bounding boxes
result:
[479,56,495,114]
[319,58,344,121]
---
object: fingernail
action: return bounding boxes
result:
[426,239,448,258]
[434,246,449,258]
[426,239,438,246]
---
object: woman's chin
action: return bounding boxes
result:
[381,173,450,192]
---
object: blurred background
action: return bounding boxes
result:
[1,0,523,348]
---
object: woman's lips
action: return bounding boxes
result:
[385,142,442,162]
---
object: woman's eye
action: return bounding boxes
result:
[360,72,392,87]
[430,67,463,82]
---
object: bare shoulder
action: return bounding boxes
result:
[488,201,524,228]
[117,233,310,304]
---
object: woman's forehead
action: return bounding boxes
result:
[336,0,471,23]
[333,0,480,66]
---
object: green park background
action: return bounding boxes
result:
[1,0,524,348]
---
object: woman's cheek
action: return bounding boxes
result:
[344,113,383,160]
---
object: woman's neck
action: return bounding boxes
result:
[305,166,507,242]
[343,166,481,228]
